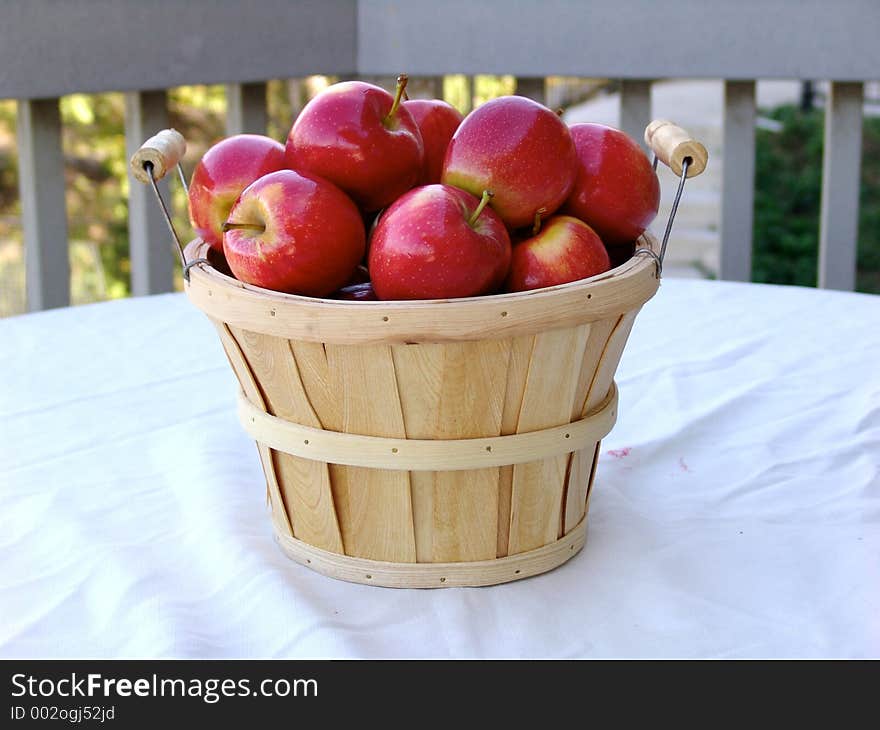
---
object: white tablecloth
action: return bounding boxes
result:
[1,279,878,658]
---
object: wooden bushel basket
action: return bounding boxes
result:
[133,120,707,588]
[185,236,658,587]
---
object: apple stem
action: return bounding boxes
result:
[468,190,494,227]
[532,207,548,236]
[385,74,409,123]
[222,221,266,234]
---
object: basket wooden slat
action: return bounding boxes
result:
[561,316,620,532]
[231,326,345,554]
[508,325,590,554]
[585,310,640,416]
[565,442,602,534]
[391,342,444,561]
[212,320,294,539]
[413,339,510,562]
[572,317,618,420]
[289,340,341,431]
[496,334,533,557]
[328,343,416,562]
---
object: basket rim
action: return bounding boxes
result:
[184,233,660,344]
[272,512,588,588]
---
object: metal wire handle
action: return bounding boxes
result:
[130,129,208,281]
[142,161,208,282]
[634,155,693,277]
[636,119,709,277]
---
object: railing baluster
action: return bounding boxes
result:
[430,75,445,101]
[620,79,652,153]
[17,98,70,312]
[819,81,863,291]
[225,82,269,136]
[124,90,175,296]
[720,80,756,282]
[515,77,546,106]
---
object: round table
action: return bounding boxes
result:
[1,279,877,658]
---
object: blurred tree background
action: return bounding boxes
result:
[0,78,877,316]
[0,86,226,314]
[752,104,880,292]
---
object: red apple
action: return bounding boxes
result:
[403,99,463,184]
[506,214,610,292]
[285,76,424,212]
[441,96,577,228]
[188,134,287,251]
[369,185,511,300]
[563,123,660,245]
[222,170,365,296]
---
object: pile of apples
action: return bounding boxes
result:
[188,75,660,301]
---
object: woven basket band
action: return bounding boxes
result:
[237,382,618,472]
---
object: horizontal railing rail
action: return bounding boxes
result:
[1,0,878,311]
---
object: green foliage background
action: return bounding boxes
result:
[752,105,880,292]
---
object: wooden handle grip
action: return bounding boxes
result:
[130,128,186,184]
[644,120,707,178]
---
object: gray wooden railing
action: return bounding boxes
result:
[1,0,878,311]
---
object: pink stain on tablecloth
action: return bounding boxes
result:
[679,457,691,472]
[607,447,631,459]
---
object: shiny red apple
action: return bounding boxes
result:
[369,185,511,300]
[506,214,610,292]
[441,96,577,228]
[403,99,463,185]
[285,76,424,212]
[563,123,660,245]
[188,134,287,252]
[222,170,365,296]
